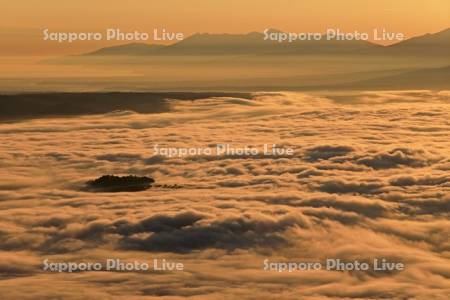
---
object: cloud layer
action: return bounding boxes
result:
[0,90,449,299]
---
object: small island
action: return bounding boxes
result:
[86,175,155,192]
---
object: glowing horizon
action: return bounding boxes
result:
[1,0,449,55]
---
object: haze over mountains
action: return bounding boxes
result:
[87,31,376,55]
[2,28,447,92]
[84,28,450,56]
[385,27,450,55]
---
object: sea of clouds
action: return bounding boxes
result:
[0,91,449,299]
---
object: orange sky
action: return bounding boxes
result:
[1,0,449,55]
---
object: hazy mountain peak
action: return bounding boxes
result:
[264,28,284,34]
[390,27,450,46]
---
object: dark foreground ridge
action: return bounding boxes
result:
[86,175,155,192]
[0,92,254,122]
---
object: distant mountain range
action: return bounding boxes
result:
[384,28,450,55]
[34,28,448,92]
[83,28,449,56]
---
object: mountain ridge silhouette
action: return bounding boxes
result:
[81,28,449,56]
